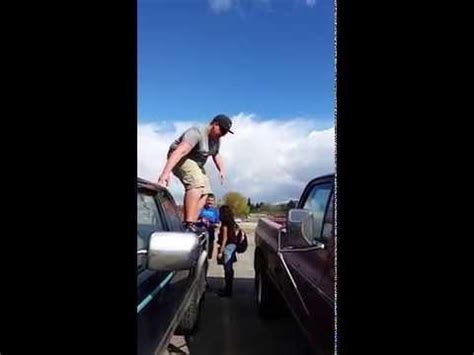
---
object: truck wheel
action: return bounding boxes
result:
[255,267,277,317]
[176,266,206,335]
[176,292,201,335]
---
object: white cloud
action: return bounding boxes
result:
[208,0,316,14]
[138,113,334,204]
[209,0,233,14]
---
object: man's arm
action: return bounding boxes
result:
[157,141,192,186]
[212,153,225,185]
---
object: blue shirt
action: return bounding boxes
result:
[199,206,220,225]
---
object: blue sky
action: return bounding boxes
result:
[138,0,335,125]
[138,0,335,203]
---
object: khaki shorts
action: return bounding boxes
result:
[172,158,212,195]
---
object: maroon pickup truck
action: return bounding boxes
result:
[254,174,335,355]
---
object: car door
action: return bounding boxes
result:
[318,193,335,302]
[137,190,169,307]
[138,189,180,354]
[279,179,334,353]
[155,190,191,289]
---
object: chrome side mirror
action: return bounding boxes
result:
[146,232,200,271]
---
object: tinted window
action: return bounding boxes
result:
[137,192,165,238]
[319,192,335,292]
[137,232,146,270]
[158,191,183,231]
[321,193,334,240]
[302,183,332,244]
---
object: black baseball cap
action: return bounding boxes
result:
[211,114,234,134]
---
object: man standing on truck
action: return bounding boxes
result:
[157,114,233,233]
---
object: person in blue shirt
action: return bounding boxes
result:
[197,195,220,259]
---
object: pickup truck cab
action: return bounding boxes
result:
[254,174,335,354]
[137,177,208,355]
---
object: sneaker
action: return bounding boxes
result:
[193,222,209,234]
[183,222,208,234]
[184,223,201,234]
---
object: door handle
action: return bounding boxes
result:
[313,241,326,250]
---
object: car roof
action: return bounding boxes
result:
[137,177,167,193]
[308,173,335,185]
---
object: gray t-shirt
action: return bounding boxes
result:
[168,125,220,168]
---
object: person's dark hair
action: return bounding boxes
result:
[219,205,237,228]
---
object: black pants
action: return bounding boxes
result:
[208,227,215,259]
[220,243,237,296]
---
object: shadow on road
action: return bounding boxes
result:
[184,277,312,355]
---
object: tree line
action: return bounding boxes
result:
[216,192,298,218]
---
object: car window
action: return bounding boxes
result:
[137,192,165,238]
[321,193,334,240]
[302,182,333,244]
[137,232,146,271]
[158,191,183,232]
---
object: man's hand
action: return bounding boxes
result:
[212,154,225,185]
[157,172,170,187]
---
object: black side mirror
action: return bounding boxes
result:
[287,208,313,240]
[278,209,314,249]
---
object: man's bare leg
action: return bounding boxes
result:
[183,187,202,223]
[194,193,208,221]
[183,195,188,222]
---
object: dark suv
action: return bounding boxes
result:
[137,177,208,355]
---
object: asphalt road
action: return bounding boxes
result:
[166,222,312,355]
